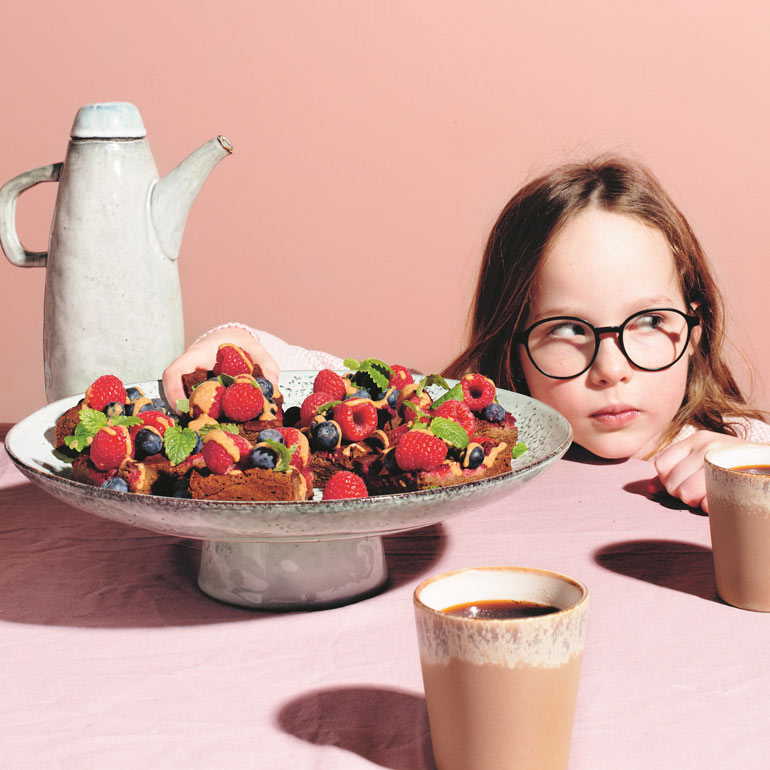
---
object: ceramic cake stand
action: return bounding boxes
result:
[5,374,572,610]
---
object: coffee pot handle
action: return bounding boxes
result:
[0,162,63,268]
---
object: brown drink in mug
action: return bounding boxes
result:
[413,566,588,770]
[705,443,770,611]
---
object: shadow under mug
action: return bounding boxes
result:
[705,443,770,612]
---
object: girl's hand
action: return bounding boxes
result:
[161,327,280,414]
[653,430,747,513]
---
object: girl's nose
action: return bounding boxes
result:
[587,334,632,386]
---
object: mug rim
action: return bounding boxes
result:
[413,565,589,623]
[705,442,770,473]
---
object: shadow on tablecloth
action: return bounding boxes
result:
[594,539,720,603]
[277,685,434,769]
[0,475,446,628]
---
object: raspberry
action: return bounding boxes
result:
[313,369,347,401]
[461,374,496,411]
[278,427,310,467]
[323,471,368,500]
[85,375,127,412]
[90,425,132,470]
[398,385,433,426]
[189,380,226,420]
[389,364,414,388]
[300,391,333,428]
[334,399,378,442]
[136,410,175,436]
[432,400,476,438]
[222,381,264,422]
[202,430,252,474]
[212,343,254,377]
[394,430,447,471]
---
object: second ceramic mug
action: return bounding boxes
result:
[413,566,588,770]
[706,443,770,611]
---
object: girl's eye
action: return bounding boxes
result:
[631,314,665,331]
[546,321,589,339]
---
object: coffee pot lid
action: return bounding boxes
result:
[70,102,146,139]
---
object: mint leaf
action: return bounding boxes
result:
[176,398,190,414]
[63,408,107,452]
[111,415,141,428]
[430,382,464,409]
[217,373,236,387]
[79,408,108,434]
[403,400,431,426]
[64,422,93,453]
[429,417,469,449]
[416,373,451,396]
[263,439,295,473]
[316,400,342,416]
[511,441,528,459]
[164,425,198,465]
[343,357,393,392]
[198,422,240,438]
[361,358,393,391]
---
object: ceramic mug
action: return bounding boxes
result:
[705,443,770,611]
[413,566,588,770]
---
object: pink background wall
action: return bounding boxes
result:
[1,1,768,422]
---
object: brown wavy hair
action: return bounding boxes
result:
[443,155,764,450]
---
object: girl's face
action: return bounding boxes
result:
[520,207,693,459]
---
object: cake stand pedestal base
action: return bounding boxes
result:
[197,536,389,610]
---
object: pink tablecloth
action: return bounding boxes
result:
[2,427,768,769]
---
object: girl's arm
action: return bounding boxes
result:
[161,323,280,413]
[653,418,770,512]
[161,322,345,413]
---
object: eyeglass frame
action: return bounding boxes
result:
[514,307,701,380]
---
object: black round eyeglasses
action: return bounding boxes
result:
[514,308,700,380]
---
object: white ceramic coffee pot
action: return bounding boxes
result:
[0,102,233,401]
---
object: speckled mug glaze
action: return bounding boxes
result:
[414,567,588,770]
[706,444,770,611]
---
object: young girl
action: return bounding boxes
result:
[162,155,769,511]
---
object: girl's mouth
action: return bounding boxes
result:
[590,406,640,427]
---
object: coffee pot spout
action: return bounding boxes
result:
[151,135,233,260]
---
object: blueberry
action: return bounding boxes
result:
[383,448,400,474]
[374,388,398,410]
[152,398,172,415]
[282,406,301,427]
[480,403,506,422]
[246,446,278,469]
[464,445,485,469]
[310,420,340,451]
[192,432,203,454]
[126,387,144,400]
[134,428,163,459]
[103,401,125,418]
[346,388,370,400]
[138,402,157,414]
[255,377,274,399]
[101,476,128,492]
[258,428,284,444]
[172,476,191,498]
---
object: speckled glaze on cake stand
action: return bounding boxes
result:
[5,373,572,610]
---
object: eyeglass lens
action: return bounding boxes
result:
[526,310,692,378]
